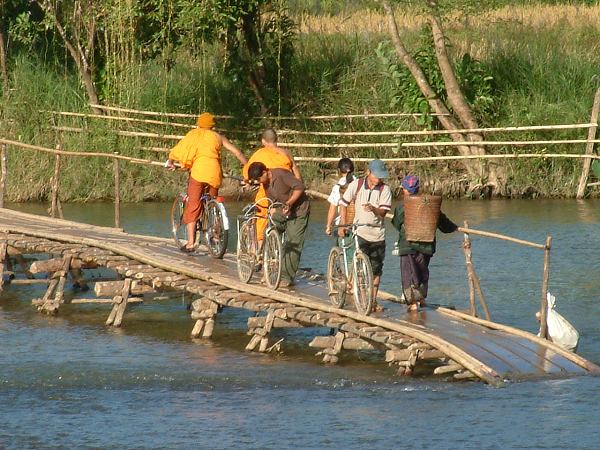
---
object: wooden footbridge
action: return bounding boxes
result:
[1,209,598,387]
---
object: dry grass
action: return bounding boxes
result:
[297,4,600,35]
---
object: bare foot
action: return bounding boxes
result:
[372,302,384,313]
[407,303,419,312]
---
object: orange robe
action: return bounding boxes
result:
[242,146,294,240]
[169,128,223,188]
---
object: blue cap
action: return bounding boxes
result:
[368,159,389,179]
[401,174,420,194]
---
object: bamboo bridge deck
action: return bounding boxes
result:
[1,209,598,387]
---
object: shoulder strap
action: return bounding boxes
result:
[352,177,365,203]
[353,177,385,202]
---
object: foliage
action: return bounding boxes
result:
[375,26,497,126]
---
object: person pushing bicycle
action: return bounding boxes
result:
[338,159,392,312]
[247,162,310,288]
[166,112,247,252]
[242,128,302,245]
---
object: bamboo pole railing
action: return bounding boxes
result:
[0,143,6,209]
[280,139,600,149]
[89,103,449,120]
[46,109,594,137]
[576,88,600,199]
[48,124,600,148]
[277,123,595,137]
[295,154,600,163]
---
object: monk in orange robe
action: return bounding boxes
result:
[242,128,301,241]
[168,112,247,252]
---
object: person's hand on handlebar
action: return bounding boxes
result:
[165,159,176,171]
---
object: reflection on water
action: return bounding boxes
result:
[2,199,600,448]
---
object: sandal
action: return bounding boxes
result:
[372,302,384,313]
[179,245,195,253]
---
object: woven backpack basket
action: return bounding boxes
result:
[345,200,356,225]
[404,194,442,242]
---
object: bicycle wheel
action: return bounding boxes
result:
[352,250,374,315]
[326,246,347,308]
[263,228,282,289]
[203,199,229,258]
[170,193,198,249]
[236,220,256,283]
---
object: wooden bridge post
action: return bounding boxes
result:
[106,277,132,327]
[113,153,121,229]
[315,331,345,364]
[190,298,219,338]
[0,236,7,293]
[576,88,600,199]
[245,308,289,352]
[0,143,7,208]
[461,222,491,321]
[37,255,72,315]
[49,150,64,219]
[539,236,552,339]
[462,222,477,316]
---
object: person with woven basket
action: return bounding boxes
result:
[391,175,458,312]
[338,159,393,312]
[325,158,357,236]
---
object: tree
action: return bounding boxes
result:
[380,0,504,195]
[36,0,104,113]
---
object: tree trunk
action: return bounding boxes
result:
[0,28,8,92]
[429,11,504,192]
[37,0,104,114]
[381,0,483,181]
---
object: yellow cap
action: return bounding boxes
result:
[197,112,215,128]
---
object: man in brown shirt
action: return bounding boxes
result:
[248,162,310,287]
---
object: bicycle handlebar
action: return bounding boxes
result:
[331,223,383,229]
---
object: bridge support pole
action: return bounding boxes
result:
[312,331,345,364]
[106,278,132,327]
[37,255,72,315]
[190,298,220,338]
[0,236,7,293]
[245,308,290,353]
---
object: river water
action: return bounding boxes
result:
[1,199,599,449]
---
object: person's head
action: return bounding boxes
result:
[337,157,354,186]
[248,162,269,185]
[261,128,278,146]
[401,174,420,195]
[197,112,215,129]
[367,159,388,185]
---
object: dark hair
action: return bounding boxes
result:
[337,157,354,185]
[248,162,267,181]
[261,128,277,144]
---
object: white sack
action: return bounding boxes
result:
[542,292,580,352]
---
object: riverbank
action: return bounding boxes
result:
[1,3,599,201]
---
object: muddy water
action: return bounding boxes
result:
[1,199,599,448]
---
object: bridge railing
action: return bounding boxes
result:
[459,222,552,340]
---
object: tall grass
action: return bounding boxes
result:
[2,3,600,201]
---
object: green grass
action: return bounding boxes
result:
[2,4,600,201]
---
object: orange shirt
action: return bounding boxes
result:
[169,128,223,187]
[243,145,294,210]
[242,146,293,180]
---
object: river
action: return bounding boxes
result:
[1,199,599,448]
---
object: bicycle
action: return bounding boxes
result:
[236,198,287,289]
[326,223,375,315]
[170,189,230,259]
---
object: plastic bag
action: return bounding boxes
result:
[540,292,579,352]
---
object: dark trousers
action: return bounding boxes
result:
[400,252,431,303]
[282,213,309,282]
